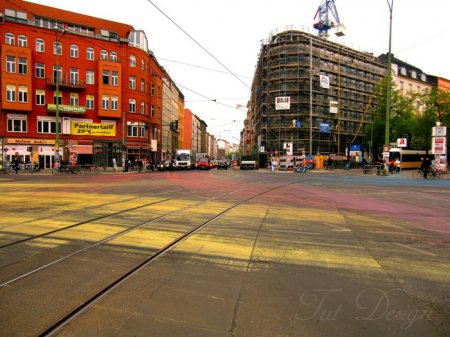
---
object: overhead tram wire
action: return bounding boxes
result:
[145,0,251,90]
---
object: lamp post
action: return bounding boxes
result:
[54,26,67,164]
[384,0,394,148]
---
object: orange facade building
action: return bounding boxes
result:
[0,0,163,168]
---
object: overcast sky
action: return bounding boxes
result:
[28,0,450,144]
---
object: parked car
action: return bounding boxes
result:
[197,158,211,170]
[217,160,228,170]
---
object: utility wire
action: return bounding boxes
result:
[145,0,251,89]
[158,57,252,79]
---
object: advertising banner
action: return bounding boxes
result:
[319,75,330,89]
[329,101,338,114]
[275,97,290,110]
[71,122,116,136]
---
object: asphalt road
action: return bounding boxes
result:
[0,169,449,337]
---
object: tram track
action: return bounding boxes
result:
[35,182,292,337]
[0,182,293,337]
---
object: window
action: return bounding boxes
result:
[36,90,45,105]
[151,83,155,96]
[70,93,79,106]
[140,101,145,114]
[8,116,27,133]
[151,105,155,117]
[111,95,118,110]
[411,71,417,79]
[70,44,79,58]
[37,118,57,134]
[18,35,27,47]
[127,122,138,137]
[129,55,136,67]
[6,85,16,102]
[18,86,28,103]
[141,59,145,70]
[53,41,62,55]
[18,58,28,75]
[5,32,15,45]
[140,125,145,138]
[70,68,79,84]
[140,79,145,92]
[102,70,110,85]
[102,95,109,109]
[86,95,94,110]
[53,92,62,105]
[110,51,117,61]
[129,76,136,90]
[86,47,94,60]
[53,65,62,82]
[6,56,16,73]
[129,99,136,112]
[86,70,94,84]
[111,71,118,86]
[36,38,45,52]
[100,50,108,60]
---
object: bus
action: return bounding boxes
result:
[389,148,431,169]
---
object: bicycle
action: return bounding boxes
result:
[414,169,435,179]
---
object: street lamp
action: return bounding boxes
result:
[384,0,394,148]
[54,25,67,164]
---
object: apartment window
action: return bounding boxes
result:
[70,44,79,58]
[86,47,94,60]
[17,35,27,47]
[70,93,79,106]
[151,83,155,96]
[6,85,16,102]
[37,118,57,134]
[100,50,108,60]
[140,101,145,114]
[102,95,109,109]
[102,70,110,85]
[18,58,28,75]
[129,55,136,67]
[36,38,45,52]
[53,65,62,82]
[6,56,16,73]
[110,51,117,61]
[86,70,94,85]
[8,116,27,132]
[140,125,145,138]
[129,99,136,112]
[5,32,15,45]
[70,68,79,84]
[140,79,145,92]
[141,59,145,70]
[36,90,45,105]
[18,86,28,103]
[111,95,118,110]
[127,122,138,137]
[111,71,118,86]
[151,105,155,117]
[53,41,62,55]
[399,81,404,90]
[86,95,94,110]
[129,76,136,90]
[53,92,62,105]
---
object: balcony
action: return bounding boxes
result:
[47,77,86,89]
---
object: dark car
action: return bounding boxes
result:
[157,160,176,171]
[217,160,228,170]
[197,158,211,170]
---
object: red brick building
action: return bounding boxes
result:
[0,0,163,168]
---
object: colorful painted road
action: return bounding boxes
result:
[0,169,449,337]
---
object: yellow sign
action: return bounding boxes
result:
[71,122,116,136]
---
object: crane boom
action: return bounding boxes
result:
[313,0,345,38]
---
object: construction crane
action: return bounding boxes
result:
[313,0,346,38]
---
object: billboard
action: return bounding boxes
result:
[275,96,290,110]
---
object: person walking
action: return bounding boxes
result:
[420,157,431,178]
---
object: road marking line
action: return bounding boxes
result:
[393,242,437,257]
[322,223,351,232]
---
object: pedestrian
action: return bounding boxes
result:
[420,157,431,178]
[12,157,20,174]
[271,159,276,172]
[394,158,401,174]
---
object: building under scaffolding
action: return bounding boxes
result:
[247,28,386,159]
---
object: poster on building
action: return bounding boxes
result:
[71,122,116,136]
[275,96,290,110]
[320,123,330,133]
[319,74,330,89]
[283,142,293,155]
[330,101,338,114]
